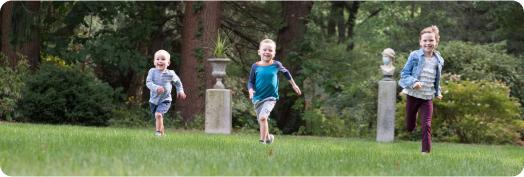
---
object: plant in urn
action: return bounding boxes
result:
[208,31,231,89]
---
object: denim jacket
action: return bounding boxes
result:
[399,48,444,97]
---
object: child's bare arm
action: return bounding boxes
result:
[288,79,301,96]
[177,91,187,100]
[248,88,254,99]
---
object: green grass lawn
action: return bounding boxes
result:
[0,122,522,176]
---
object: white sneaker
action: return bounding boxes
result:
[155,131,162,136]
[266,134,275,144]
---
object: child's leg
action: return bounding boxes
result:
[151,103,160,132]
[155,112,164,134]
[405,95,422,132]
[154,101,171,135]
[155,112,162,132]
[259,117,269,141]
[419,100,433,152]
[255,99,276,143]
[160,115,164,134]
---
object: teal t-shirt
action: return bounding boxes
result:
[247,60,293,104]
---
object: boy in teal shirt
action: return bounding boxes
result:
[247,39,302,144]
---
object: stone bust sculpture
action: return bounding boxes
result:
[380,48,395,78]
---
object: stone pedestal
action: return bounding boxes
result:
[205,89,232,134]
[377,80,396,142]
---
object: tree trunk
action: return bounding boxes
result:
[274,1,313,133]
[1,1,16,68]
[345,1,360,50]
[177,1,204,121]
[327,2,336,37]
[276,1,313,62]
[202,1,221,89]
[17,1,41,70]
[334,2,345,43]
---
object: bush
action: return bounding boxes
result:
[396,78,522,145]
[18,63,115,126]
[298,108,346,137]
[439,41,524,113]
[298,42,380,138]
[0,54,29,120]
[179,113,205,130]
[108,107,151,128]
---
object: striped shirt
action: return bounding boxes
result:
[406,56,437,100]
[146,68,184,105]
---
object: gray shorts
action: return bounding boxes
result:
[254,97,276,121]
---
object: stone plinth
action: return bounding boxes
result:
[205,89,232,134]
[377,80,396,142]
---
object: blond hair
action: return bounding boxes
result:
[420,25,440,44]
[154,50,170,61]
[260,39,276,48]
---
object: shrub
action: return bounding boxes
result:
[396,78,522,145]
[299,108,346,137]
[108,107,150,128]
[0,54,29,120]
[108,96,151,128]
[179,113,205,130]
[439,41,524,114]
[19,63,115,126]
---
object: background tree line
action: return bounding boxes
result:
[1,1,523,145]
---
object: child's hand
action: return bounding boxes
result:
[157,86,165,94]
[292,84,302,96]
[248,89,254,99]
[413,82,422,90]
[177,91,187,100]
[436,95,443,100]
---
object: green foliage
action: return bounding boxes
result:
[175,113,205,130]
[18,63,115,126]
[297,36,380,137]
[396,79,522,145]
[110,104,204,130]
[212,30,231,58]
[0,55,29,120]
[438,41,524,109]
[299,108,346,137]
[25,1,524,137]
[108,106,150,128]
[516,119,524,142]
[83,33,149,73]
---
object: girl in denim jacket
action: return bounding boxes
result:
[399,25,444,154]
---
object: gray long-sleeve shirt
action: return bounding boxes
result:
[146,68,184,105]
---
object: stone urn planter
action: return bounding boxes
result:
[205,58,232,134]
[208,58,231,89]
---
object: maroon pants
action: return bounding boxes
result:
[406,95,433,152]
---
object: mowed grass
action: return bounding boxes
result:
[0,123,522,176]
